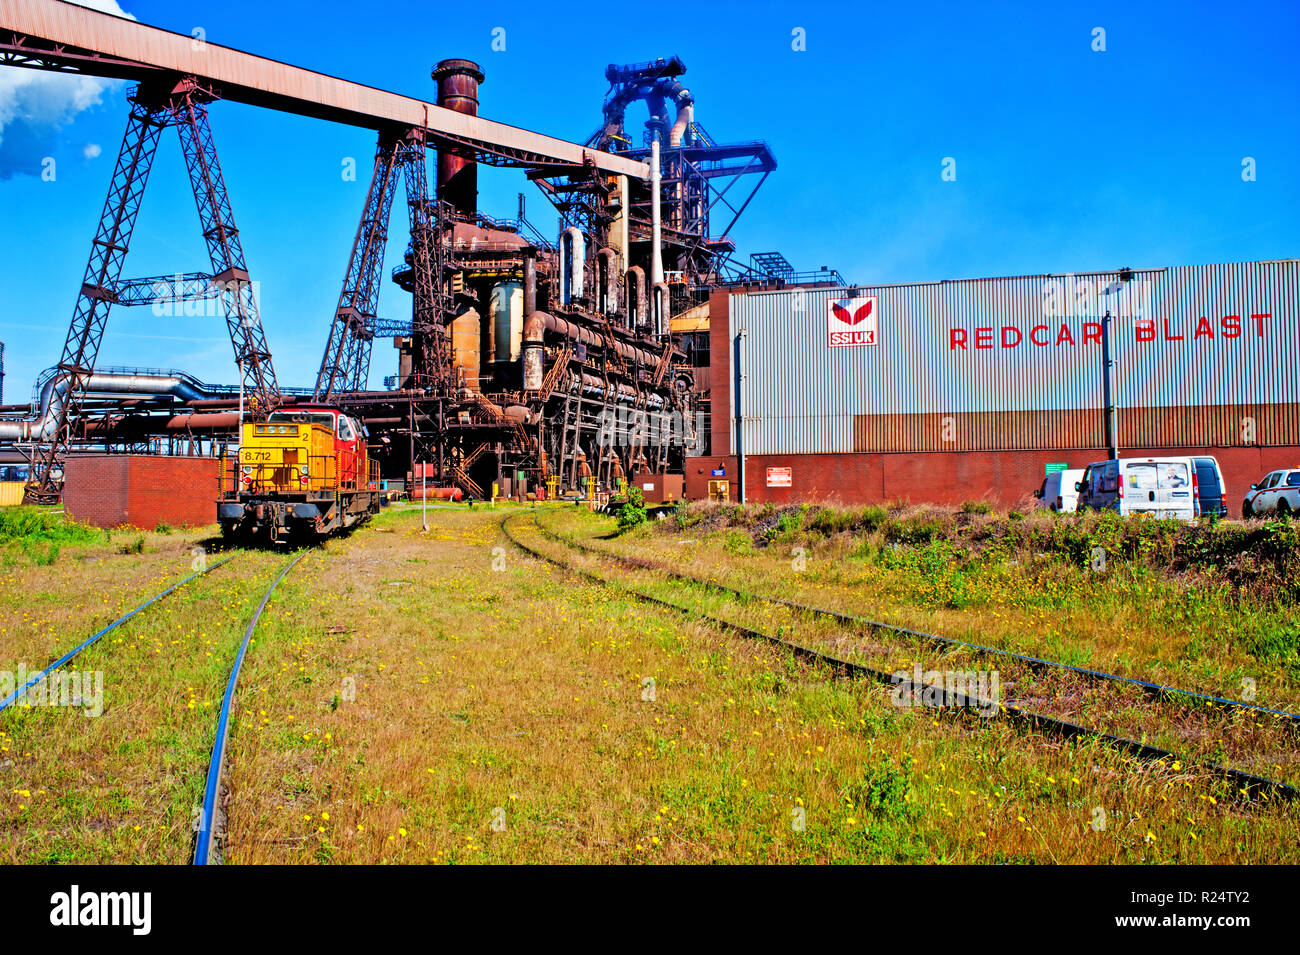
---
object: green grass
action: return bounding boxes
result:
[5,503,1298,864]
[0,507,99,547]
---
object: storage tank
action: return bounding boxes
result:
[450,307,481,392]
[491,281,524,366]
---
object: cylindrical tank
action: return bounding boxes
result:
[491,281,525,365]
[431,59,485,218]
[450,307,481,392]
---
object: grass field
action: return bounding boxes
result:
[1,502,1297,863]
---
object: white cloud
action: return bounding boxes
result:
[82,142,102,159]
[0,1,137,175]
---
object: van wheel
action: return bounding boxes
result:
[1242,500,1253,519]
[1279,500,1292,520]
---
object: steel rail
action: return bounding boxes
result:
[503,513,1296,802]
[194,550,308,866]
[0,554,237,714]
[536,515,1300,728]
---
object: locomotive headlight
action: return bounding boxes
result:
[242,465,252,475]
[277,425,287,434]
[299,465,309,476]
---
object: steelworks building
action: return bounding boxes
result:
[687,259,1299,516]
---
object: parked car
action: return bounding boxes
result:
[1242,468,1300,518]
[1076,457,1197,521]
[1191,456,1227,517]
[1034,469,1085,512]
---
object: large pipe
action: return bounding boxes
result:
[653,282,669,339]
[669,98,693,147]
[83,411,241,436]
[561,226,585,305]
[650,137,663,329]
[596,248,619,315]
[0,368,237,441]
[522,311,547,391]
[625,266,646,329]
[431,58,485,218]
[540,313,668,367]
[523,250,537,316]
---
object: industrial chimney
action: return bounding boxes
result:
[431,58,485,218]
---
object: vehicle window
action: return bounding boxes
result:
[269,411,334,429]
[1265,472,1283,489]
[1288,472,1300,487]
[1127,463,1158,490]
[337,416,355,441]
[1127,462,1189,490]
[1159,463,1189,488]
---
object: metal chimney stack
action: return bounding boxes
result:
[431,58,485,218]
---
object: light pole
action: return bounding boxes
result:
[1101,279,1124,461]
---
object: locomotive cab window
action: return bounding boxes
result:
[337,416,356,441]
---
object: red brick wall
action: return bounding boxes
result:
[686,448,1300,518]
[63,457,129,530]
[65,455,222,530]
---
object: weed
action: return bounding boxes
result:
[617,487,647,531]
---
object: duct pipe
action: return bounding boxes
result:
[669,99,693,147]
[653,282,669,339]
[650,137,663,324]
[625,266,647,329]
[540,313,668,367]
[561,226,585,305]
[0,368,234,441]
[523,250,537,316]
[618,176,630,276]
[521,311,547,391]
[596,248,619,315]
[83,411,242,436]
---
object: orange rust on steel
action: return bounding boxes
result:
[0,0,648,179]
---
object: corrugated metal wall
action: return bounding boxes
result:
[730,260,1300,454]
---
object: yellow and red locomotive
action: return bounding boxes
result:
[218,406,380,543]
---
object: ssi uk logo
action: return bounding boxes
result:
[826,295,879,348]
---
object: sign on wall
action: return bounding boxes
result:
[826,295,879,348]
[766,467,792,487]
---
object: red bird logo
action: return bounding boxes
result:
[832,299,873,325]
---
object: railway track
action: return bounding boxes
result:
[0,546,309,864]
[503,511,1297,802]
[194,550,307,865]
[533,513,1300,729]
[0,554,237,714]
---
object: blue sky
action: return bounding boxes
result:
[0,0,1296,396]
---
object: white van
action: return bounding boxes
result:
[1035,469,1085,512]
[1075,457,1198,521]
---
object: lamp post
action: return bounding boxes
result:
[1101,279,1124,461]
